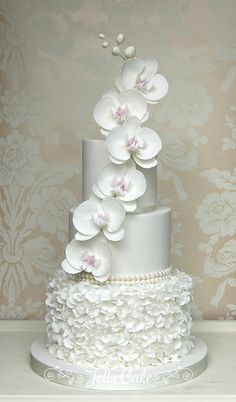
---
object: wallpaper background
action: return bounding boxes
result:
[0,0,235,320]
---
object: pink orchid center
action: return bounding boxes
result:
[127,136,145,152]
[92,208,110,227]
[135,76,149,92]
[114,105,129,123]
[111,176,129,197]
[82,253,99,272]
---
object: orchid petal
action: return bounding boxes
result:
[141,109,149,123]
[121,58,144,89]
[133,155,157,168]
[137,128,162,159]
[106,126,130,161]
[124,116,141,136]
[103,197,126,232]
[100,128,109,136]
[75,231,96,241]
[119,90,147,121]
[93,96,117,131]
[62,259,81,274]
[65,239,87,270]
[119,169,146,201]
[93,241,112,277]
[92,183,106,199]
[94,271,111,282]
[103,226,125,241]
[145,74,169,103]
[73,199,100,236]
[121,159,137,181]
[108,153,126,164]
[142,59,158,80]
[121,200,137,212]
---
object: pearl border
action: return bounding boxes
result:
[68,266,173,285]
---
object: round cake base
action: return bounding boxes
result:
[30,336,207,390]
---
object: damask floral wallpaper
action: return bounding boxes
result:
[0,0,235,320]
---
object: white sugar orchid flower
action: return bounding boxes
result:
[106,116,162,168]
[92,159,146,212]
[93,88,149,135]
[62,237,112,282]
[115,58,168,104]
[73,195,125,242]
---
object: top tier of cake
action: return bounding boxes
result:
[82,139,157,213]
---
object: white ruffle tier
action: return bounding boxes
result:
[45,268,193,368]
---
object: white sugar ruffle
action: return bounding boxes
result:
[45,268,193,368]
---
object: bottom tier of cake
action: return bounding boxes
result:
[45,268,193,369]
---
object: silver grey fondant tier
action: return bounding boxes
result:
[69,205,171,275]
[46,268,193,369]
[82,139,157,212]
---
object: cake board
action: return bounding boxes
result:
[30,336,207,390]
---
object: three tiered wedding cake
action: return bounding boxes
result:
[30,34,207,389]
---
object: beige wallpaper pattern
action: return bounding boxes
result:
[0,0,235,320]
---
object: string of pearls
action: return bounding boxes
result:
[69,267,173,286]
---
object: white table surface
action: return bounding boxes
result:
[0,320,235,402]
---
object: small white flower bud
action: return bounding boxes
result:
[98,33,105,39]
[124,46,136,59]
[116,33,125,44]
[112,46,121,56]
[102,41,109,48]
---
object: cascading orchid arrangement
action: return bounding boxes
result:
[62,33,168,282]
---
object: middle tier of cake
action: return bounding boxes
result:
[69,205,171,275]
